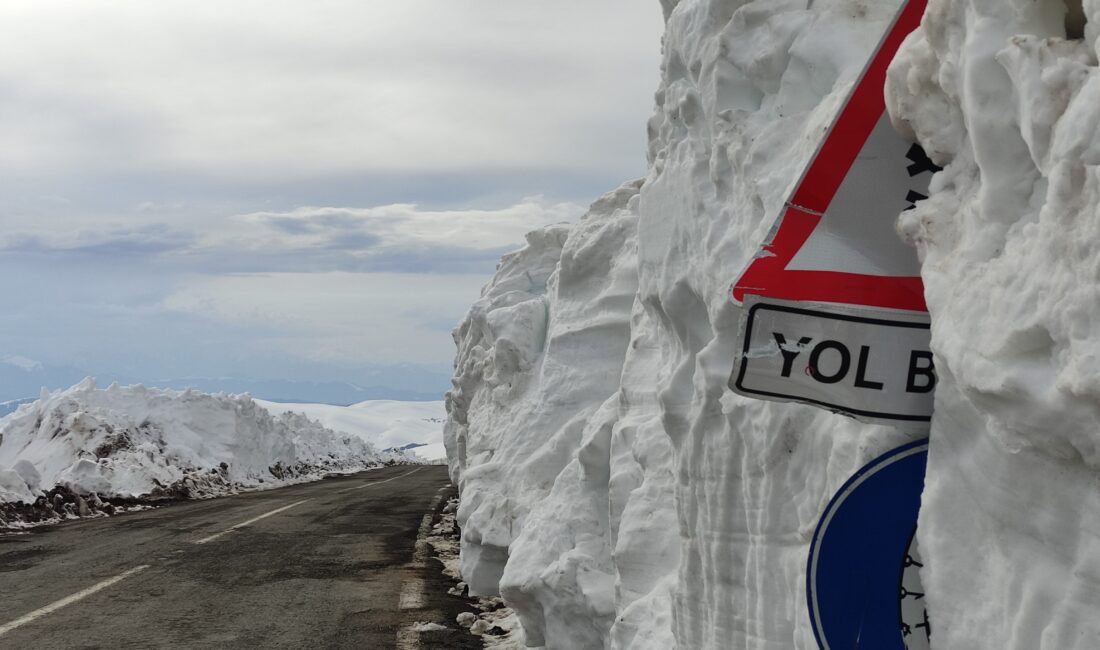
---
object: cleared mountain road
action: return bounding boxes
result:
[0,465,478,649]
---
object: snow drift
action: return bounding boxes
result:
[0,378,409,513]
[447,0,1100,648]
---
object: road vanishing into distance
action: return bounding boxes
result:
[0,465,480,650]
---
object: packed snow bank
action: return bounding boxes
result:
[448,180,669,648]
[449,1,924,646]
[448,0,1100,648]
[0,378,410,514]
[449,0,1100,648]
[254,399,446,460]
[887,2,1100,647]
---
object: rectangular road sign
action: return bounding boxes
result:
[732,298,933,425]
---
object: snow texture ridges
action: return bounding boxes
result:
[448,0,1100,648]
[889,0,1100,647]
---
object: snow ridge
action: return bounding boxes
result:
[0,378,412,512]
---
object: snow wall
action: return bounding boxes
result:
[446,0,1100,648]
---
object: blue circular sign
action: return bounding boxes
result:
[807,439,930,649]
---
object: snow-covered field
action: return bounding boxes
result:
[445,1,1100,648]
[0,379,417,519]
[255,399,446,462]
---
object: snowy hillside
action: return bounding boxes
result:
[255,399,447,461]
[0,379,410,512]
[446,1,1100,648]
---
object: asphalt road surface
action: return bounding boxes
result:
[0,465,481,650]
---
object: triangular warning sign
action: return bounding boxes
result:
[729,0,937,427]
[731,0,934,312]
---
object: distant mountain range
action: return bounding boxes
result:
[151,378,445,405]
[0,397,37,417]
[0,356,450,408]
[0,356,89,406]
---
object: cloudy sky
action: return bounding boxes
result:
[0,1,664,399]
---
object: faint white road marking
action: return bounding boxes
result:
[395,624,421,649]
[399,576,427,610]
[0,565,150,638]
[193,499,311,544]
[399,507,438,611]
[337,468,422,493]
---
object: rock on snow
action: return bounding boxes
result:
[0,378,410,507]
[446,0,1100,648]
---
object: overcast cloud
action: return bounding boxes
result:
[0,1,663,400]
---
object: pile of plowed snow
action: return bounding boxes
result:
[0,378,412,515]
[446,1,1100,649]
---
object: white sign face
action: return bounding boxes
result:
[784,114,931,278]
[731,298,933,426]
